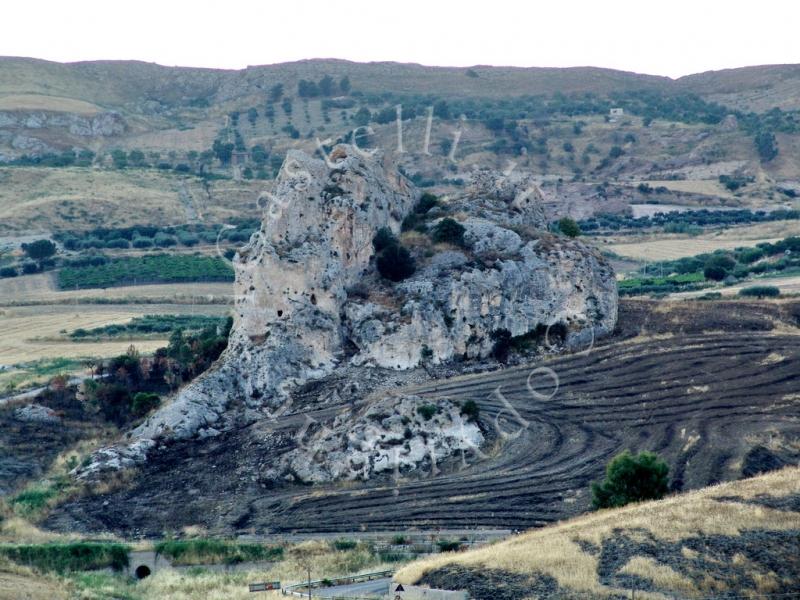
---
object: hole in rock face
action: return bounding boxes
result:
[277,310,283,317]
[135,565,151,579]
[310,294,317,305]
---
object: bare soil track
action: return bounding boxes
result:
[45,300,800,536]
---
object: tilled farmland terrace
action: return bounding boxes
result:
[45,300,800,536]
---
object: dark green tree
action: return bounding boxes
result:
[24,239,56,261]
[591,450,670,509]
[558,217,581,238]
[269,83,284,102]
[247,107,258,127]
[376,244,416,282]
[353,106,371,126]
[339,76,351,94]
[298,79,320,98]
[433,99,451,119]
[703,253,735,280]
[432,218,466,246]
[212,140,234,164]
[739,285,780,298]
[111,149,128,169]
[318,75,334,96]
[755,130,778,162]
[372,227,398,253]
[127,149,146,167]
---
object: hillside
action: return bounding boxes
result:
[2,57,800,240]
[4,57,800,107]
[0,57,670,106]
[42,298,800,536]
[395,466,800,599]
[678,64,800,112]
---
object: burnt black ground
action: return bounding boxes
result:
[418,524,800,599]
[41,299,800,536]
[0,389,110,495]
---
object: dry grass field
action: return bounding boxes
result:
[0,557,67,600]
[395,466,800,598]
[638,179,736,198]
[674,274,800,298]
[0,272,234,305]
[0,303,230,391]
[604,236,787,261]
[0,94,101,114]
[0,167,261,233]
[601,215,800,262]
[0,167,190,233]
[600,219,800,262]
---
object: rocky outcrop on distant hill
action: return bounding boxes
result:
[77,145,617,481]
[0,110,126,161]
[0,111,125,137]
[459,168,548,229]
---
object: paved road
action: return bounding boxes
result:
[308,577,392,598]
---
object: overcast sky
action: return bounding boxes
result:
[2,0,798,78]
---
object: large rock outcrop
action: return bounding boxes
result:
[78,145,617,480]
[79,145,416,477]
[345,230,615,369]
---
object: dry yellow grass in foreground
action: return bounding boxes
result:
[602,218,800,262]
[0,556,67,600]
[395,467,800,598]
[130,550,396,600]
[0,306,167,365]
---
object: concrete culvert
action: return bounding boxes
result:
[135,565,152,579]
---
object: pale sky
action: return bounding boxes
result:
[2,0,798,78]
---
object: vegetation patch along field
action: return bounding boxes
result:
[57,254,234,289]
[0,304,230,385]
[675,273,800,298]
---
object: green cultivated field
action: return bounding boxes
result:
[57,254,234,289]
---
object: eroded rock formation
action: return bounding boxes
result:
[264,394,483,483]
[78,145,617,481]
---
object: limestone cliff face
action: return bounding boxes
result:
[78,145,617,479]
[227,146,415,405]
[346,233,616,369]
[345,169,616,370]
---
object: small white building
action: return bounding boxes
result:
[609,107,624,121]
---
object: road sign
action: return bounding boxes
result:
[394,583,405,599]
[249,581,280,592]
